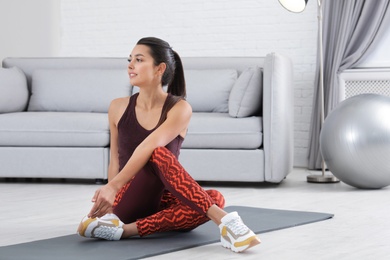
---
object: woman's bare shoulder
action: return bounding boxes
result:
[176,98,192,112]
[110,96,130,111]
[111,96,130,106]
[169,98,192,118]
[109,97,130,123]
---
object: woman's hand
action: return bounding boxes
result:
[88,183,117,218]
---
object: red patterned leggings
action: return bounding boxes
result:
[112,147,225,237]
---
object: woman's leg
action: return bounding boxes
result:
[147,147,260,252]
[112,167,165,224]
[133,189,225,237]
[149,147,222,217]
[112,145,227,237]
[79,146,260,252]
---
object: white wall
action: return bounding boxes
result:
[1,0,319,167]
[2,1,388,168]
[0,0,61,62]
[60,0,318,167]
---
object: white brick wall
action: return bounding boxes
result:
[60,0,319,167]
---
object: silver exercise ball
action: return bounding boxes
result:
[320,94,390,189]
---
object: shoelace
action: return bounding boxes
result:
[226,217,249,235]
[94,225,118,240]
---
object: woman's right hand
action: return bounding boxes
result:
[88,183,117,218]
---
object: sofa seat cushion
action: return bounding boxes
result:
[0,112,109,147]
[182,113,262,149]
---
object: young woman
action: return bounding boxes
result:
[77,37,260,253]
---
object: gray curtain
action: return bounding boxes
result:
[308,0,390,169]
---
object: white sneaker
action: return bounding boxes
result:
[77,213,124,241]
[219,211,261,252]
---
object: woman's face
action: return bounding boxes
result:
[127,44,162,87]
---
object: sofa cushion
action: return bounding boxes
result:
[182,113,262,149]
[0,67,29,113]
[184,70,237,113]
[229,66,263,118]
[0,112,109,147]
[28,69,131,113]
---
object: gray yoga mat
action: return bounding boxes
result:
[0,206,333,260]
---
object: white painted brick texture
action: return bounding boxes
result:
[60,0,318,167]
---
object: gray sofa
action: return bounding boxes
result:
[0,53,293,183]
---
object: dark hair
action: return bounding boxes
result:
[137,37,186,98]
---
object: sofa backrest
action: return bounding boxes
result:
[2,58,132,113]
[184,69,237,113]
[181,57,265,116]
[29,69,130,113]
[2,57,266,115]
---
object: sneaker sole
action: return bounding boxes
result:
[221,235,261,253]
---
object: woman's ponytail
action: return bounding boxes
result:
[167,50,186,98]
[137,37,186,98]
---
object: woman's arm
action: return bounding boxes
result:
[88,99,192,218]
[110,99,192,190]
[107,104,120,182]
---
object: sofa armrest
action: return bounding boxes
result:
[262,52,294,182]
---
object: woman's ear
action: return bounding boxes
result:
[157,62,167,76]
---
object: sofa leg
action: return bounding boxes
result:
[95,178,105,184]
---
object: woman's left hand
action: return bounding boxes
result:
[88,184,117,218]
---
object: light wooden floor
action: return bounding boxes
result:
[1,168,389,259]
